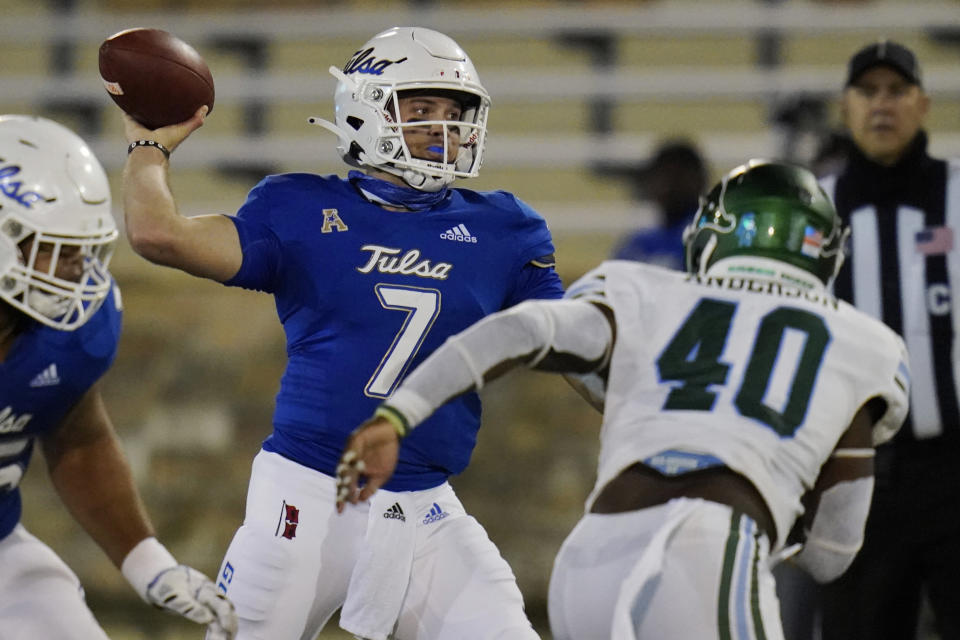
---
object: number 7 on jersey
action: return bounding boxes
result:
[365,284,441,398]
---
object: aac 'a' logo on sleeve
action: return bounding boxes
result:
[321,208,348,233]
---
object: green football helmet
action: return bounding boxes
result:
[683,159,848,288]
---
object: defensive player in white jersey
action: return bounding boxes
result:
[335,160,911,639]
[0,116,236,638]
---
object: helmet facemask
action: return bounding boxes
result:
[1,220,116,330]
[310,27,491,192]
[383,88,486,188]
[683,160,848,290]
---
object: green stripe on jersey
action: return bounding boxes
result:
[750,532,767,640]
[718,510,769,640]
[718,510,742,640]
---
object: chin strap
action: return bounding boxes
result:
[308,116,453,193]
[400,169,452,192]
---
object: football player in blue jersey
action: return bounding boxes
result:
[119,26,562,640]
[0,115,236,638]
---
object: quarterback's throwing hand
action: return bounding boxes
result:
[335,415,402,512]
[121,106,207,155]
[147,565,238,639]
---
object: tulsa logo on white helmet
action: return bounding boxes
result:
[310,27,491,192]
[0,115,118,331]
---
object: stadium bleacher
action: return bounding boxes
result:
[3,0,959,244]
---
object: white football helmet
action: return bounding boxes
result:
[0,115,118,331]
[310,27,490,192]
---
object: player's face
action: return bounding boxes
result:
[396,95,462,164]
[23,239,84,283]
[842,66,929,166]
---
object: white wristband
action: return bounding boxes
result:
[121,537,178,601]
[386,388,434,430]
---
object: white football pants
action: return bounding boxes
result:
[0,524,111,640]
[211,449,538,640]
[548,498,785,640]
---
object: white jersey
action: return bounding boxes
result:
[566,260,910,548]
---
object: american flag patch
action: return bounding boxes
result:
[915,226,954,255]
[801,226,823,258]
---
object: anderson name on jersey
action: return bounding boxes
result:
[567,261,909,548]
[224,173,562,491]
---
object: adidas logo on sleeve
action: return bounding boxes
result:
[29,364,60,388]
[440,224,477,243]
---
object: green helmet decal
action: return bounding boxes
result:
[683,160,848,287]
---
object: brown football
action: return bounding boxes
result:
[99,28,215,130]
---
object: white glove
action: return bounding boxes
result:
[122,537,238,639]
[147,565,238,638]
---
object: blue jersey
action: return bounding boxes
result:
[225,173,563,490]
[610,219,691,270]
[0,284,122,539]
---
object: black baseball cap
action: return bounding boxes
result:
[640,141,706,178]
[845,40,922,87]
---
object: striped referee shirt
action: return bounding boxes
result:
[821,131,960,443]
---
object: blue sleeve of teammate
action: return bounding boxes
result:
[222,179,283,293]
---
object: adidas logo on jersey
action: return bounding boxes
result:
[440,224,477,243]
[422,502,449,525]
[29,364,60,388]
[383,502,406,521]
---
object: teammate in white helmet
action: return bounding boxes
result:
[0,115,236,638]
[119,27,561,640]
[336,160,911,639]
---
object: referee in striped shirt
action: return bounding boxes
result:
[816,40,960,640]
